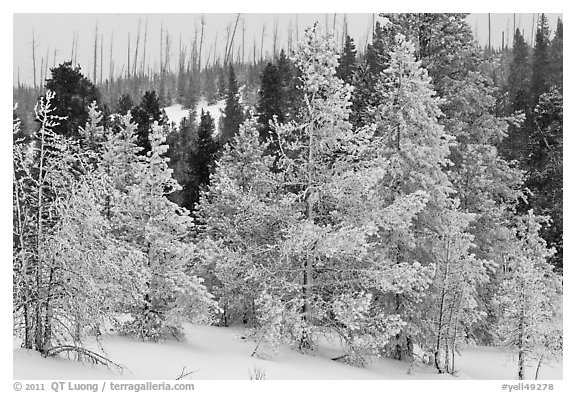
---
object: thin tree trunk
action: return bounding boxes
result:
[32,28,37,90]
[93,24,98,84]
[74,32,79,65]
[100,34,103,85]
[109,32,114,83]
[224,23,230,66]
[273,17,278,58]
[127,33,131,79]
[133,18,141,77]
[141,17,148,76]
[434,252,451,373]
[42,265,56,353]
[535,354,544,380]
[260,24,265,62]
[241,17,245,64]
[531,13,536,47]
[34,111,50,352]
[518,282,526,380]
[39,57,44,88]
[198,15,205,72]
[213,31,218,67]
[488,13,491,51]
[226,14,241,65]
[44,45,49,84]
[70,31,75,62]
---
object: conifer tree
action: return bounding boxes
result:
[115,94,134,116]
[130,90,166,156]
[256,62,284,150]
[494,212,562,380]
[336,35,357,85]
[102,117,216,340]
[187,110,220,212]
[44,62,101,138]
[220,66,244,144]
[263,28,422,361]
[524,89,563,271]
[548,19,563,90]
[276,49,303,122]
[13,93,145,356]
[531,15,551,106]
[195,119,295,327]
[166,111,197,208]
[369,34,455,361]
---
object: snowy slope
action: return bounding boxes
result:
[13,324,562,380]
[163,99,226,131]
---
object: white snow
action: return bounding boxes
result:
[163,99,226,130]
[13,324,562,380]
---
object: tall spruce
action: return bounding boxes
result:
[531,15,551,106]
[256,62,284,151]
[548,19,563,90]
[188,110,220,212]
[220,65,244,144]
[336,35,357,85]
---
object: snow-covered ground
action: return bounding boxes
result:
[13,324,562,380]
[163,99,226,130]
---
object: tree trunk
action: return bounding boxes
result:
[535,354,544,380]
[42,265,56,353]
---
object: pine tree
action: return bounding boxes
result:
[264,28,421,361]
[548,19,563,90]
[13,93,145,356]
[216,67,227,100]
[116,93,135,115]
[336,35,357,85]
[203,70,218,105]
[220,65,244,144]
[276,49,303,122]
[531,15,551,106]
[501,29,532,161]
[195,119,295,327]
[256,62,284,150]
[524,89,563,271]
[508,29,531,112]
[101,116,217,340]
[166,111,197,208]
[44,62,101,138]
[494,211,562,380]
[369,34,454,361]
[424,208,490,374]
[187,110,220,212]
[130,90,166,156]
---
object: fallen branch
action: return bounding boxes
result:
[45,345,125,374]
[176,366,199,380]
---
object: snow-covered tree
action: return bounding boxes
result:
[494,211,562,380]
[253,28,434,363]
[195,118,296,327]
[420,207,492,373]
[100,114,217,341]
[13,93,145,358]
[367,34,455,361]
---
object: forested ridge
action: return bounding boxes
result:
[13,14,562,379]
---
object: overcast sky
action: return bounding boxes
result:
[13,13,562,87]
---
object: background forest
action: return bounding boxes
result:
[13,13,563,380]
